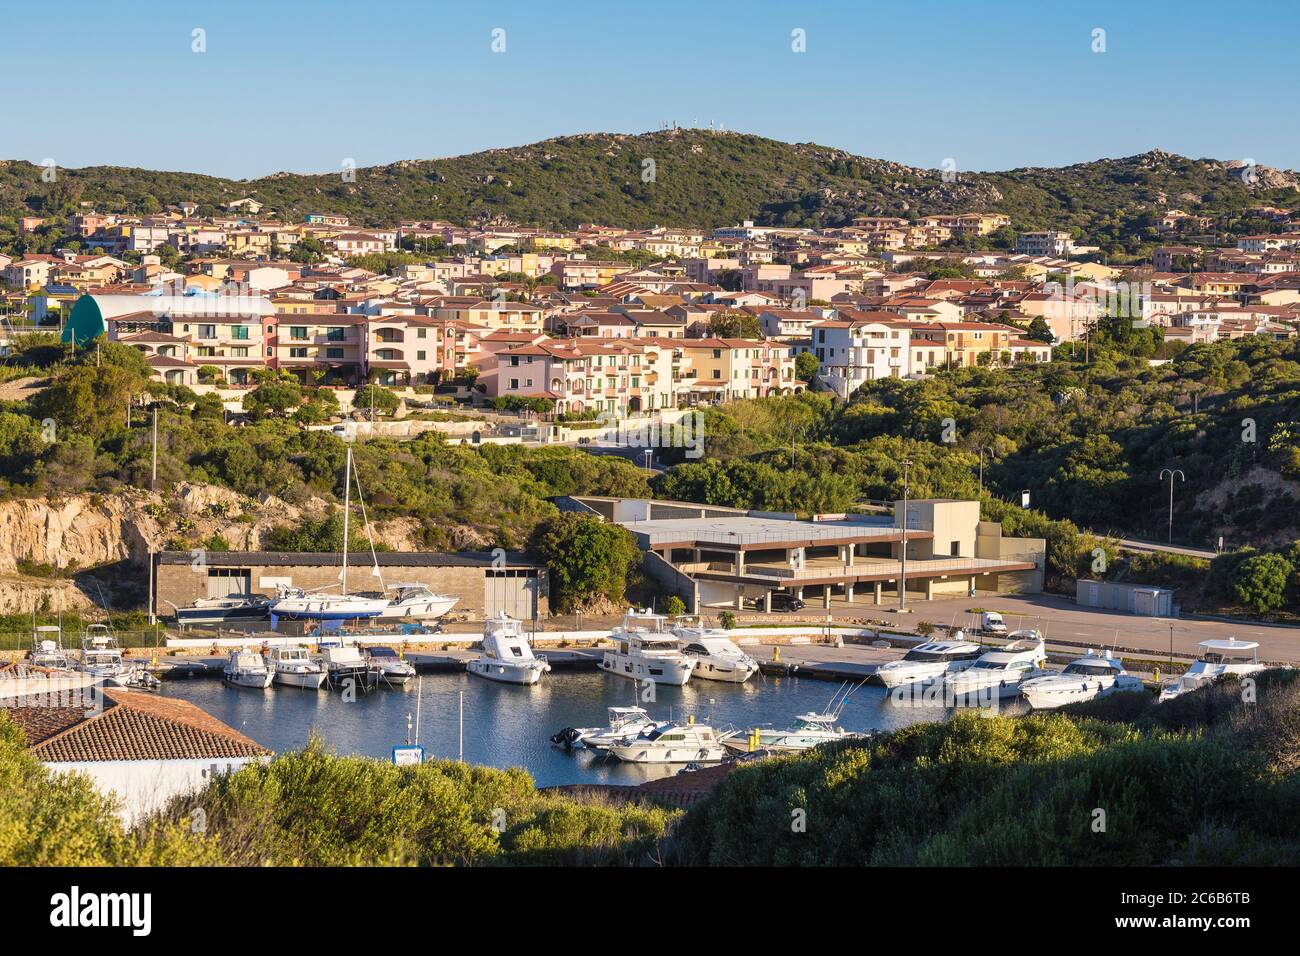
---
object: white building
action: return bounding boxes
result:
[0,675,270,824]
[811,313,912,397]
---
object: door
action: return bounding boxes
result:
[485,570,537,620]
[206,569,251,598]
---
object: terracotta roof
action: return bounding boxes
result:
[2,690,271,762]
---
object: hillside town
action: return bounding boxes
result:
[3,203,1294,416]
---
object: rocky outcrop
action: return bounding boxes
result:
[0,576,96,614]
[0,483,428,574]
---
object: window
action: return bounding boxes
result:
[416,350,426,361]
[198,325,216,339]
[951,541,960,556]
[231,325,249,340]
[326,348,344,359]
[326,327,345,342]
[509,378,519,390]
[290,347,307,358]
[290,326,308,340]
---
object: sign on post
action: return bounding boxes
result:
[392,745,424,767]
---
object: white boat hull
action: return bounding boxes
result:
[607,742,726,763]
[273,669,327,690]
[468,659,544,685]
[1023,675,1145,709]
[601,653,693,686]
[225,670,274,689]
[689,659,757,683]
[378,596,458,621]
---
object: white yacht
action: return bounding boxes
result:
[467,614,549,685]
[721,682,866,753]
[722,713,865,754]
[1021,649,1146,709]
[29,625,74,671]
[269,446,390,623]
[75,625,134,686]
[551,706,669,750]
[601,609,695,686]
[1158,638,1266,701]
[377,583,458,622]
[368,646,418,686]
[266,646,327,690]
[606,720,726,764]
[671,616,759,683]
[874,639,984,689]
[223,649,274,689]
[943,635,1049,701]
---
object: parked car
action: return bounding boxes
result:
[749,592,806,612]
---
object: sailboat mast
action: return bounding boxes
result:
[341,446,352,595]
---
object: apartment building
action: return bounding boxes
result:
[811,315,912,394]
[483,338,675,414]
[674,338,799,403]
[267,313,366,385]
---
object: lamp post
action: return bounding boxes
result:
[899,457,912,611]
[1159,468,1185,545]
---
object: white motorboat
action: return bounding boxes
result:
[551,706,669,750]
[467,614,549,685]
[671,616,759,683]
[29,625,74,671]
[169,593,272,626]
[722,713,866,754]
[874,639,984,688]
[606,719,726,764]
[266,645,327,690]
[314,642,380,692]
[1021,648,1146,709]
[601,609,695,686]
[223,649,274,689]
[368,645,417,686]
[943,633,1049,701]
[75,625,134,686]
[721,683,867,753]
[376,583,459,622]
[1158,638,1266,701]
[269,446,390,623]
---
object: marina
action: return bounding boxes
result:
[156,666,944,787]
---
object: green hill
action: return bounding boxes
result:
[4,131,1300,255]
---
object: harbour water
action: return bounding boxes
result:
[161,670,949,787]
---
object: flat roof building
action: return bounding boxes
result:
[560,497,1044,612]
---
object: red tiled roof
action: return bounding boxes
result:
[2,690,271,762]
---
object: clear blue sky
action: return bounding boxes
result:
[10,0,1298,178]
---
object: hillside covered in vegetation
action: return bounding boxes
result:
[5,131,1300,257]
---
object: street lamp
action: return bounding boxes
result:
[1159,468,1185,545]
[899,457,913,611]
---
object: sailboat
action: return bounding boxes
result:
[270,445,390,622]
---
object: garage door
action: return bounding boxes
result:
[485,570,537,620]
[207,569,251,599]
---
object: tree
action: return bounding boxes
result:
[707,311,763,339]
[662,595,686,616]
[243,375,303,419]
[353,384,400,417]
[529,513,641,612]
[1232,553,1292,612]
[794,351,820,383]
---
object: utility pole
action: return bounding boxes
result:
[151,406,158,491]
[1159,468,1185,545]
[898,457,912,611]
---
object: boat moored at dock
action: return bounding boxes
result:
[943,633,1048,701]
[601,609,695,686]
[467,614,550,685]
[1158,638,1266,701]
[314,642,381,692]
[671,616,759,683]
[223,649,275,689]
[29,625,74,672]
[606,719,726,764]
[1021,649,1145,709]
[266,646,327,690]
[170,594,272,627]
[873,639,984,689]
[551,706,668,750]
[368,646,418,686]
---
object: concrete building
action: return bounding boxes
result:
[154,550,548,621]
[562,496,1044,612]
[1076,579,1176,617]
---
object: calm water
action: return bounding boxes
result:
[161,670,946,787]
